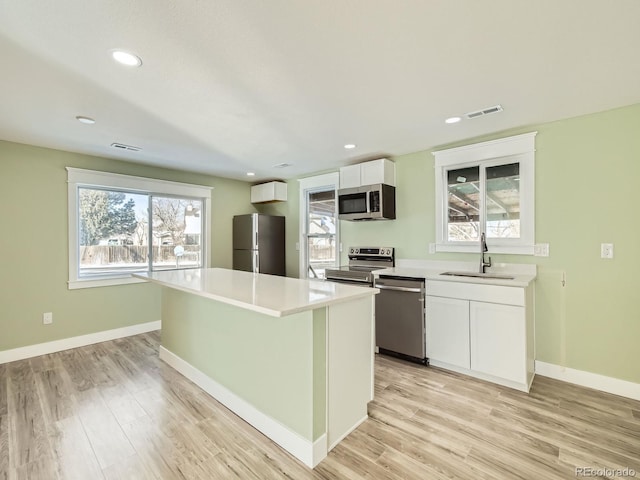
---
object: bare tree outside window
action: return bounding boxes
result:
[76,189,203,276]
[151,197,202,270]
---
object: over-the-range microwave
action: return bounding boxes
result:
[338,183,396,221]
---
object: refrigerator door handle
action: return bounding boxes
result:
[254,251,259,273]
[253,214,259,249]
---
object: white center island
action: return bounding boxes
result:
[133,268,378,468]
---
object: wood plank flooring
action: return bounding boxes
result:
[1,331,639,479]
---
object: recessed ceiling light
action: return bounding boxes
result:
[344,144,356,149]
[76,116,95,124]
[246,172,255,176]
[111,50,142,67]
[445,116,462,124]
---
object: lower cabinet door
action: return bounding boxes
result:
[469,301,525,383]
[426,296,470,369]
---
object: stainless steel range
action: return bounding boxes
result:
[325,247,394,286]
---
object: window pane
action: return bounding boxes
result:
[308,190,337,235]
[486,163,520,239]
[307,237,336,279]
[306,189,337,278]
[447,166,480,242]
[78,188,148,277]
[151,197,203,270]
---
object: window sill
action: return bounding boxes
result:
[436,243,534,255]
[68,275,148,290]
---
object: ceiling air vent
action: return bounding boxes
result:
[273,162,292,169]
[465,105,503,120]
[111,142,141,152]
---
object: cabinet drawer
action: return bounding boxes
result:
[426,280,524,306]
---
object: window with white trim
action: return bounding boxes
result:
[67,168,212,289]
[433,132,536,255]
[298,173,340,279]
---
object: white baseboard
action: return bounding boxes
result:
[312,434,328,467]
[328,414,367,452]
[159,346,326,468]
[535,361,640,401]
[0,320,161,364]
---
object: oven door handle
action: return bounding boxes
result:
[375,284,423,293]
[327,277,371,284]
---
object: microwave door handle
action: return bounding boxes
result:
[366,191,371,213]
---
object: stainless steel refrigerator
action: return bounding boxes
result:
[232,214,285,276]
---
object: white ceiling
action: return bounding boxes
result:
[1,1,639,182]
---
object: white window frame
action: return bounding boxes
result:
[67,167,212,289]
[433,132,537,255]
[298,172,340,279]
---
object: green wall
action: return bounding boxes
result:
[0,140,255,351]
[277,103,640,384]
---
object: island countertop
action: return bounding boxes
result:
[134,268,378,317]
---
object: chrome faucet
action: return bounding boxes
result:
[479,232,491,273]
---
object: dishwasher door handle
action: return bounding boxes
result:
[375,284,423,293]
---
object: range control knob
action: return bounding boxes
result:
[355,249,359,254]
[350,248,354,254]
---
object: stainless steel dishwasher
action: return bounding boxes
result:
[374,275,428,365]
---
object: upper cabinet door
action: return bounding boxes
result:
[340,159,396,189]
[251,182,287,203]
[361,159,395,186]
[339,164,361,189]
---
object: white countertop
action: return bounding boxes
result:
[134,268,378,317]
[375,260,536,287]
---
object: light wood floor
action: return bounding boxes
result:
[1,332,639,479]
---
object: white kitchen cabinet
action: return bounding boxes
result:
[361,159,395,186]
[426,296,470,369]
[251,181,287,203]
[339,164,361,189]
[339,159,395,188]
[425,279,534,392]
[470,301,526,384]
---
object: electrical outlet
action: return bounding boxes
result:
[534,243,549,257]
[295,242,300,251]
[428,243,436,254]
[601,243,614,259]
[43,312,53,325]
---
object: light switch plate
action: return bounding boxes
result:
[534,243,549,257]
[601,243,614,259]
[43,312,53,325]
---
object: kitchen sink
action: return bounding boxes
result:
[440,271,515,280]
